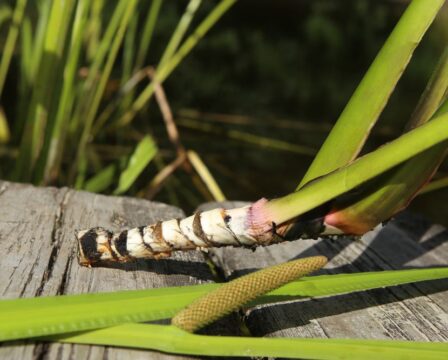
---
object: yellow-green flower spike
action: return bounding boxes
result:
[171,256,328,332]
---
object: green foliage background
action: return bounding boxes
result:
[0,0,447,222]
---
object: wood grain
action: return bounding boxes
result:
[0,181,214,359]
[1,186,447,359]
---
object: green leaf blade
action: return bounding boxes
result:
[268,267,448,299]
[84,164,117,193]
[114,135,158,194]
[299,0,445,187]
[268,111,448,224]
[56,323,448,360]
[2,267,448,342]
[0,284,216,342]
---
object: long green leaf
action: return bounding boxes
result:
[118,14,138,115]
[84,163,117,193]
[29,0,51,83]
[117,0,236,127]
[408,47,448,129]
[323,52,448,234]
[14,15,32,143]
[0,0,27,98]
[158,0,202,70]
[55,323,448,360]
[134,0,163,70]
[113,135,158,194]
[1,267,448,342]
[299,0,445,187]
[85,0,104,61]
[0,107,9,143]
[35,0,91,184]
[74,0,138,183]
[419,176,448,195]
[67,0,128,139]
[18,16,31,93]
[14,0,75,181]
[81,0,128,94]
[30,0,75,166]
[13,1,50,142]
[0,4,12,29]
[266,111,448,224]
[268,267,448,299]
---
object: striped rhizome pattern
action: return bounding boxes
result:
[77,198,341,266]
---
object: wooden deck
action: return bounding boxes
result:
[1,181,447,359]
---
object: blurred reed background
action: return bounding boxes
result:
[0,0,446,224]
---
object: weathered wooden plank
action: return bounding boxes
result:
[0,181,216,359]
[0,182,70,299]
[2,186,447,358]
[199,202,448,341]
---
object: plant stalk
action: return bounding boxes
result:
[299,0,445,187]
[78,111,448,264]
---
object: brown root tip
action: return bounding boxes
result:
[77,227,110,266]
[171,255,327,332]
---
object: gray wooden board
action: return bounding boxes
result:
[198,202,448,341]
[2,185,448,359]
[0,181,217,360]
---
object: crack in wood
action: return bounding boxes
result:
[311,239,437,340]
[32,343,50,360]
[316,232,447,340]
[2,193,447,358]
[35,189,72,297]
[352,240,448,341]
[19,258,39,297]
[2,183,212,359]
[56,255,72,296]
